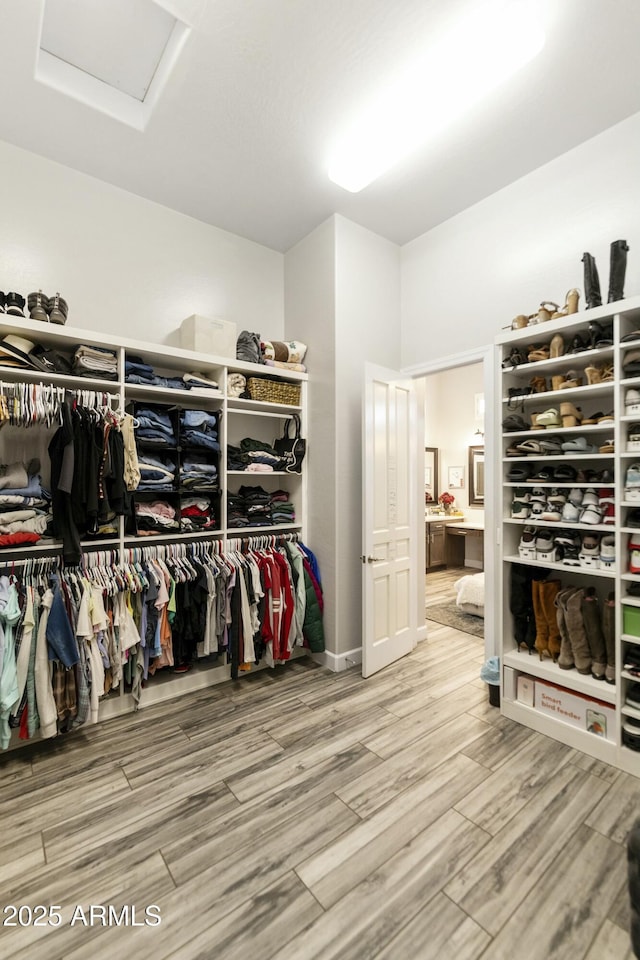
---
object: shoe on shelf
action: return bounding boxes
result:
[528,343,550,363]
[502,413,529,432]
[516,438,544,455]
[529,466,554,483]
[27,289,50,322]
[599,534,615,568]
[559,369,583,389]
[629,424,640,451]
[541,501,563,522]
[588,320,614,349]
[561,500,581,522]
[559,402,583,427]
[502,346,527,368]
[552,464,577,482]
[518,526,538,560]
[581,502,605,525]
[5,292,25,317]
[539,435,564,454]
[48,292,68,325]
[511,498,532,519]
[599,439,615,454]
[561,436,597,454]
[536,408,561,428]
[630,534,640,574]
[579,533,600,568]
[557,533,581,566]
[549,334,564,358]
[535,531,558,562]
[625,464,640,501]
[551,289,580,318]
[568,333,589,354]
[529,376,548,393]
[507,465,530,481]
[600,502,615,524]
[626,388,640,415]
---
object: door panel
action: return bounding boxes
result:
[363,365,417,677]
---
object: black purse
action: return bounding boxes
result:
[274,414,306,474]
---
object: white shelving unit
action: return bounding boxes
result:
[496,293,640,775]
[0,313,309,727]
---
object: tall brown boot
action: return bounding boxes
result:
[532,579,549,659]
[602,591,616,683]
[566,588,591,674]
[581,587,607,680]
[556,586,577,669]
[541,579,562,660]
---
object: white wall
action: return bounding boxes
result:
[284,215,401,665]
[284,218,337,654]
[423,363,484,518]
[401,110,640,366]
[334,216,401,658]
[0,139,284,346]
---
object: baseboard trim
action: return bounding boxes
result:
[465,560,483,570]
[416,624,428,642]
[313,646,362,672]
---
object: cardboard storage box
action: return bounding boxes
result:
[180,314,237,358]
[535,678,615,740]
[623,605,640,637]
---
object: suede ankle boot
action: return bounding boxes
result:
[602,591,616,683]
[581,587,607,680]
[566,587,591,674]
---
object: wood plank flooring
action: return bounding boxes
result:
[0,622,638,960]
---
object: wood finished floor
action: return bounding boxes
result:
[1,617,638,959]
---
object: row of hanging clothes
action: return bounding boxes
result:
[0,535,324,749]
[0,382,140,560]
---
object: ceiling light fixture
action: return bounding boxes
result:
[327,0,546,193]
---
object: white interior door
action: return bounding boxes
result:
[362,364,417,677]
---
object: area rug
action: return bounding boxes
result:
[426,602,484,639]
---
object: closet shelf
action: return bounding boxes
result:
[502,651,617,703]
[227,398,303,416]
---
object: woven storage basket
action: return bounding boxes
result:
[246,377,301,406]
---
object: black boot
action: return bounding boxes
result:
[582,252,602,309]
[608,239,630,303]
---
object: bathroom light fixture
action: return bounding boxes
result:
[327,0,546,192]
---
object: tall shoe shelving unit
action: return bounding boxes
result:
[496,292,640,775]
[0,312,308,724]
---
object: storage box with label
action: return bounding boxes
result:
[535,679,615,740]
[516,674,534,707]
[180,315,237,358]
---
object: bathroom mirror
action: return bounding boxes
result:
[469,446,484,505]
[425,447,439,504]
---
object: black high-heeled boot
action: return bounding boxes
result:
[608,239,630,303]
[582,252,602,309]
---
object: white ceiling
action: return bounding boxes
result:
[1,0,640,252]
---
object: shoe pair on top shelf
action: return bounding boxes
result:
[27,290,68,325]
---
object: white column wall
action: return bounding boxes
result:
[284,218,338,656]
[0,139,284,345]
[334,216,401,659]
[401,110,640,367]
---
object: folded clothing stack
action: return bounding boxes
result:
[135,500,179,534]
[181,455,218,491]
[126,356,188,391]
[73,344,118,380]
[227,438,288,472]
[270,489,295,524]
[135,407,176,445]
[179,496,217,532]
[227,485,272,527]
[0,462,52,543]
[261,339,307,372]
[137,455,176,491]
[227,373,246,398]
[180,409,220,451]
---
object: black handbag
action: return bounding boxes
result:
[274,414,306,474]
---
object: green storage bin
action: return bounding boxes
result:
[623,606,640,637]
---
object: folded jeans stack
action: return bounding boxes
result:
[181,456,218,491]
[137,455,176,491]
[135,407,176,445]
[180,409,220,452]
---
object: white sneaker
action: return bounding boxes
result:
[599,534,615,568]
[519,526,537,560]
[562,500,581,522]
[627,388,640,415]
[536,531,558,562]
